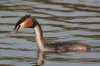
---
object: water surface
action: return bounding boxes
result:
[0,0,100,66]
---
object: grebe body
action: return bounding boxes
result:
[10,15,91,52]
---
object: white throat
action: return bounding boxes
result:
[34,24,46,51]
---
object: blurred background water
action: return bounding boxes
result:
[0,0,100,66]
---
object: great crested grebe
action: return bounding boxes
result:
[10,15,91,52]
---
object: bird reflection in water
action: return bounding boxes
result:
[35,51,45,66]
[34,51,98,66]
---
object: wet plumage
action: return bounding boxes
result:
[45,41,90,52]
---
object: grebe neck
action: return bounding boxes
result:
[34,23,47,51]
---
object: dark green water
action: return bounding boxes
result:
[0,0,100,66]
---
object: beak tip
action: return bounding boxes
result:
[8,30,17,37]
[6,32,13,38]
[8,24,20,37]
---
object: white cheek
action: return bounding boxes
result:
[19,22,25,30]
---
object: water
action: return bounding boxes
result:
[0,0,100,66]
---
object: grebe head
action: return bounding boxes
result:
[10,15,37,35]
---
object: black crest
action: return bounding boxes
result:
[14,15,31,30]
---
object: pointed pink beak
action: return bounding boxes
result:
[10,25,20,36]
